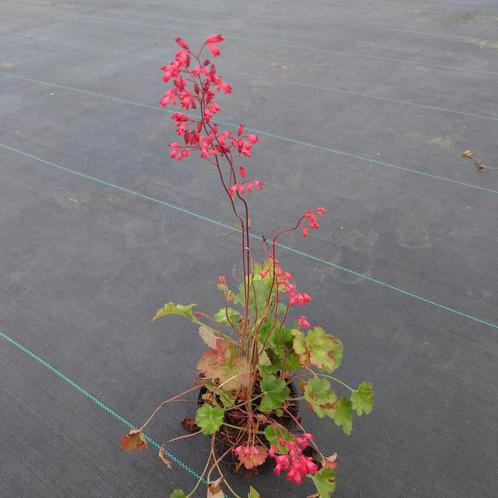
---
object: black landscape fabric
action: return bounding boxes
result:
[1,0,498,496]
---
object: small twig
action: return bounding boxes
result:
[166,429,203,444]
[139,384,200,431]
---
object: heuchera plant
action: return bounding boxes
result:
[120,35,374,498]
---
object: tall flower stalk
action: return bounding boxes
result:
[120,35,374,498]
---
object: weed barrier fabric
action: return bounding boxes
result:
[1,0,498,496]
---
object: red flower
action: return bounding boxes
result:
[299,207,328,237]
[205,34,224,44]
[175,37,190,51]
[207,43,221,57]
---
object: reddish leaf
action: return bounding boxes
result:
[199,326,219,349]
[197,339,250,390]
[322,452,338,470]
[120,429,147,452]
[234,445,268,469]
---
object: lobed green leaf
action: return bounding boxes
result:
[304,378,337,418]
[217,389,236,409]
[293,327,343,373]
[213,307,240,325]
[310,468,337,497]
[263,424,294,452]
[332,397,353,435]
[258,374,289,413]
[351,381,374,416]
[195,405,224,435]
[170,490,187,498]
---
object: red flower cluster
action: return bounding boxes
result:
[159,35,264,199]
[269,433,319,484]
[266,256,312,308]
[228,179,264,197]
[301,207,327,237]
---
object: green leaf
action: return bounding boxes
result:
[333,397,353,435]
[276,302,288,316]
[170,490,187,498]
[283,352,301,371]
[310,468,336,498]
[257,320,300,373]
[304,378,337,418]
[258,374,289,413]
[217,389,236,409]
[263,424,294,452]
[253,277,273,312]
[351,381,374,416]
[248,486,261,498]
[257,341,272,366]
[292,327,343,373]
[195,405,224,435]
[152,302,197,322]
[214,307,240,324]
[238,270,273,321]
[259,321,293,357]
[263,425,279,445]
[258,362,280,377]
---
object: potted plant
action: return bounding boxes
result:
[120,34,374,498]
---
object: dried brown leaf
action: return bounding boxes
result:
[181,416,199,433]
[462,150,474,158]
[158,447,173,469]
[475,159,487,171]
[207,477,224,498]
[120,429,147,452]
[322,452,338,470]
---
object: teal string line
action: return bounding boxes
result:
[25,10,498,77]
[1,142,497,332]
[1,0,494,43]
[4,32,498,123]
[1,71,498,195]
[0,329,206,483]
[103,2,498,43]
